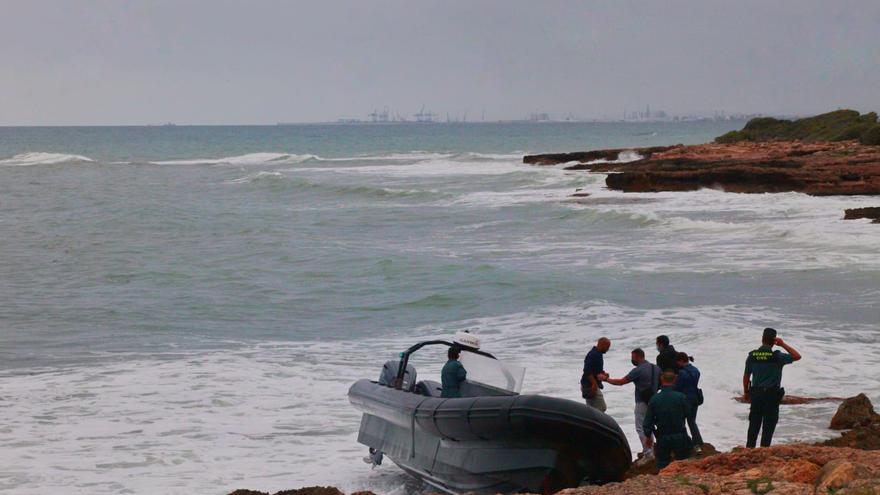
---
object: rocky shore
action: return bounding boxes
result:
[524,140,880,196]
[229,395,880,495]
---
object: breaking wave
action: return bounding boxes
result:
[226,171,449,201]
[0,152,95,166]
[151,153,319,166]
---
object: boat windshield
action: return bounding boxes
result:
[460,351,525,394]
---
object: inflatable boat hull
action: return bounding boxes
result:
[349,379,631,494]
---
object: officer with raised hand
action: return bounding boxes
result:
[742,327,802,448]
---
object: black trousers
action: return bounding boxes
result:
[747,387,781,448]
[655,432,693,469]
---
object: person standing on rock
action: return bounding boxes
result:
[743,327,802,448]
[441,346,467,398]
[655,335,677,373]
[581,337,611,412]
[643,371,693,469]
[674,352,704,452]
[603,348,661,457]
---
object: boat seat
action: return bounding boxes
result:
[415,380,443,397]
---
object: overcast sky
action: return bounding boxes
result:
[2,0,879,125]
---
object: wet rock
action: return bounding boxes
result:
[830,393,880,430]
[228,487,346,495]
[523,146,676,166]
[823,422,880,450]
[844,207,880,223]
[274,488,345,495]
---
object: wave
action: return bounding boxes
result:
[151,153,319,166]
[556,207,661,227]
[0,152,95,166]
[320,151,523,163]
[0,150,526,168]
[578,150,644,166]
[322,151,454,162]
[226,171,449,201]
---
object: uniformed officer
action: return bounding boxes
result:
[742,327,801,448]
[441,346,467,398]
[643,371,693,469]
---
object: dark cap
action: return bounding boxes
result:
[762,327,777,343]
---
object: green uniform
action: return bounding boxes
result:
[744,345,794,447]
[643,386,693,469]
[441,359,467,398]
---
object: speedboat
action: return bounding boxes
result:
[348,333,632,494]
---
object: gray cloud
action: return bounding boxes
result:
[1,0,878,125]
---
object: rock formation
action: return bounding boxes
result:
[229,487,353,495]
[830,393,880,430]
[523,141,880,196]
[844,207,880,223]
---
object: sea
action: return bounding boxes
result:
[1,122,878,494]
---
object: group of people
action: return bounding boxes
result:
[580,328,801,468]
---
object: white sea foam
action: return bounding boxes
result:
[0,152,95,166]
[290,158,528,178]
[225,171,287,183]
[322,151,455,162]
[151,153,319,166]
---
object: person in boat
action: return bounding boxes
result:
[655,335,677,372]
[441,345,467,398]
[602,348,660,457]
[743,328,801,448]
[581,337,611,412]
[674,352,704,452]
[644,371,693,469]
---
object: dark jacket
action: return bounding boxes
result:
[675,363,701,405]
[581,346,605,390]
[644,385,691,438]
[441,359,467,398]
[656,345,678,372]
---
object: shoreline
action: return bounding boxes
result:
[229,395,880,495]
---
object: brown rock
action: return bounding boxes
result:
[844,207,880,223]
[273,488,345,495]
[526,141,880,196]
[823,422,880,450]
[772,458,822,484]
[837,478,880,494]
[815,459,857,490]
[229,487,347,495]
[830,394,880,430]
[523,146,676,166]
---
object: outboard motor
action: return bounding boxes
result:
[378,360,417,392]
